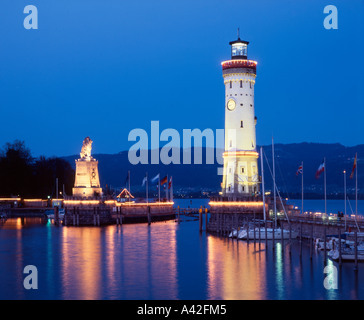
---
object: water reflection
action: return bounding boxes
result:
[0,218,363,299]
[61,227,103,299]
[207,237,267,300]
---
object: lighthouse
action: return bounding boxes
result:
[221,34,260,197]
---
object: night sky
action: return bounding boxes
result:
[0,0,363,157]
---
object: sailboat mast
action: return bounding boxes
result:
[356,153,358,216]
[272,137,277,228]
[344,170,347,231]
[324,157,327,216]
[260,147,266,222]
[56,178,58,200]
[301,161,304,215]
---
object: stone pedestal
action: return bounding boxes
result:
[72,159,102,198]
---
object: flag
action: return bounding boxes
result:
[142,175,147,186]
[296,164,303,176]
[168,176,172,189]
[350,154,357,179]
[160,176,168,185]
[124,173,129,185]
[315,160,325,179]
[151,174,160,184]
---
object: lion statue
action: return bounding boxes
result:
[80,136,93,160]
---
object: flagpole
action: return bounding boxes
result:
[260,147,266,222]
[324,157,327,216]
[146,172,148,204]
[158,174,161,203]
[301,161,304,215]
[128,170,131,203]
[272,137,277,228]
[170,177,173,202]
[356,153,358,217]
[166,174,169,202]
[344,170,347,231]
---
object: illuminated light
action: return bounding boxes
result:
[0,198,21,201]
[23,199,46,202]
[223,151,259,158]
[116,188,135,199]
[209,201,264,207]
[221,59,258,71]
[116,202,174,207]
[104,200,117,205]
[64,200,101,205]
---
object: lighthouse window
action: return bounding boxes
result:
[230,81,232,88]
[250,82,252,89]
[250,104,253,107]
[240,80,243,88]
[232,43,247,57]
[240,121,244,128]
[241,167,245,173]
[240,103,243,106]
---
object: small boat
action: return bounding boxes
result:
[47,208,65,220]
[330,248,364,261]
[238,227,298,240]
[229,229,238,238]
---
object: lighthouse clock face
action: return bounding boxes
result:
[227,99,236,111]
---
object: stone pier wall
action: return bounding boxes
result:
[63,203,175,226]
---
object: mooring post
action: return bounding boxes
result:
[54,206,59,226]
[205,209,208,232]
[178,206,180,224]
[354,231,358,271]
[265,220,268,248]
[253,213,256,244]
[115,207,118,225]
[246,218,250,243]
[258,218,261,249]
[272,221,275,251]
[73,207,76,226]
[64,208,67,226]
[289,223,292,255]
[338,227,342,266]
[147,206,151,226]
[93,207,96,226]
[97,207,100,226]
[199,208,202,232]
[324,226,327,264]
[120,207,123,226]
[300,221,303,258]
[310,223,313,260]
[77,207,80,226]
[236,214,239,241]
[281,220,284,245]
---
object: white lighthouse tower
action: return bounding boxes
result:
[221,33,260,197]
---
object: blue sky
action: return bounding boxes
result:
[0,0,363,157]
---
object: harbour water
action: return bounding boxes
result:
[1,199,364,300]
